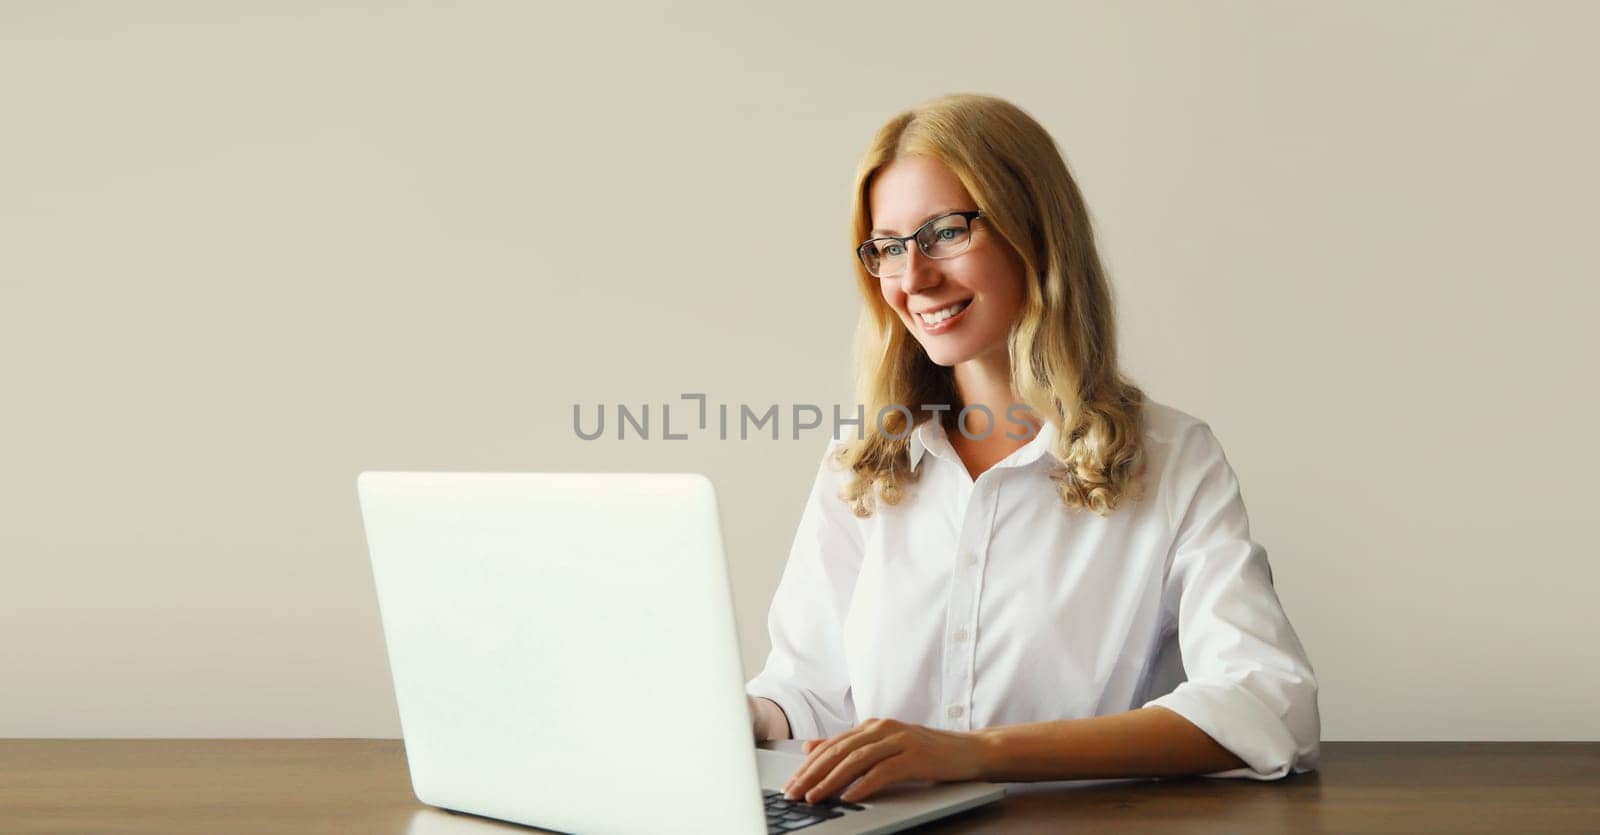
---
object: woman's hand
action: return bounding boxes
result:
[782,718,989,804]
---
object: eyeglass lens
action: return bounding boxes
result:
[859,214,975,277]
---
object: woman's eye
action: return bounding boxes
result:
[884,243,905,256]
[936,228,959,241]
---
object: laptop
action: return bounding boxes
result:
[357,471,1006,835]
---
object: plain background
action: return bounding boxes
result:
[3,1,1596,740]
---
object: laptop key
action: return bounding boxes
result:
[761,789,862,833]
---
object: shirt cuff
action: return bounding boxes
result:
[745,680,822,741]
[1143,680,1318,780]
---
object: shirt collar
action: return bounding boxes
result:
[909,416,1059,473]
[907,419,937,472]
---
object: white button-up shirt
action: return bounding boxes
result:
[746,398,1320,780]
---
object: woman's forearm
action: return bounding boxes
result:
[753,697,793,741]
[971,706,1248,782]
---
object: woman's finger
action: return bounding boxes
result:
[839,753,912,803]
[784,727,874,798]
[785,739,849,798]
[799,738,902,804]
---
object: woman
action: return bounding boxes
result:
[746,93,1320,805]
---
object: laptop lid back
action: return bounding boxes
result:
[358,472,765,835]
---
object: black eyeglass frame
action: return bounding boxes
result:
[855,210,985,278]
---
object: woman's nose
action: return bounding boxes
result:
[897,246,940,294]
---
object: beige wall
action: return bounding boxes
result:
[3,1,1596,740]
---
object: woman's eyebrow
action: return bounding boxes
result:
[870,208,959,237]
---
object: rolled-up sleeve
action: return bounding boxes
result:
[1141,423,1321,780]
[745,437,865,740]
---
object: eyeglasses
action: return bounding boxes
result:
[855,210,984,278]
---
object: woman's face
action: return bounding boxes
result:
[867,155,1028,369]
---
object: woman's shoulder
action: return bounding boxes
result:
[1137,396,1243,509]
[1139,396,1213,449]
[1139,394,1230,472]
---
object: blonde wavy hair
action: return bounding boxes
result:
[834,93,1148,518]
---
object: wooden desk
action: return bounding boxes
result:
[1,740,1596,834]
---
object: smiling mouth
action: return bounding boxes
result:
[917,299,971,325]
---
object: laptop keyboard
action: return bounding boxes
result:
[763,790,866,833]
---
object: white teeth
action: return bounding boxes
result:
[919,300,970,324]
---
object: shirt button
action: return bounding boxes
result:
[952,629,968,642]
[947,705,964,719]
[964,552,978,567]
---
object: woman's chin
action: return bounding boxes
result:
[919,344,970,367]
